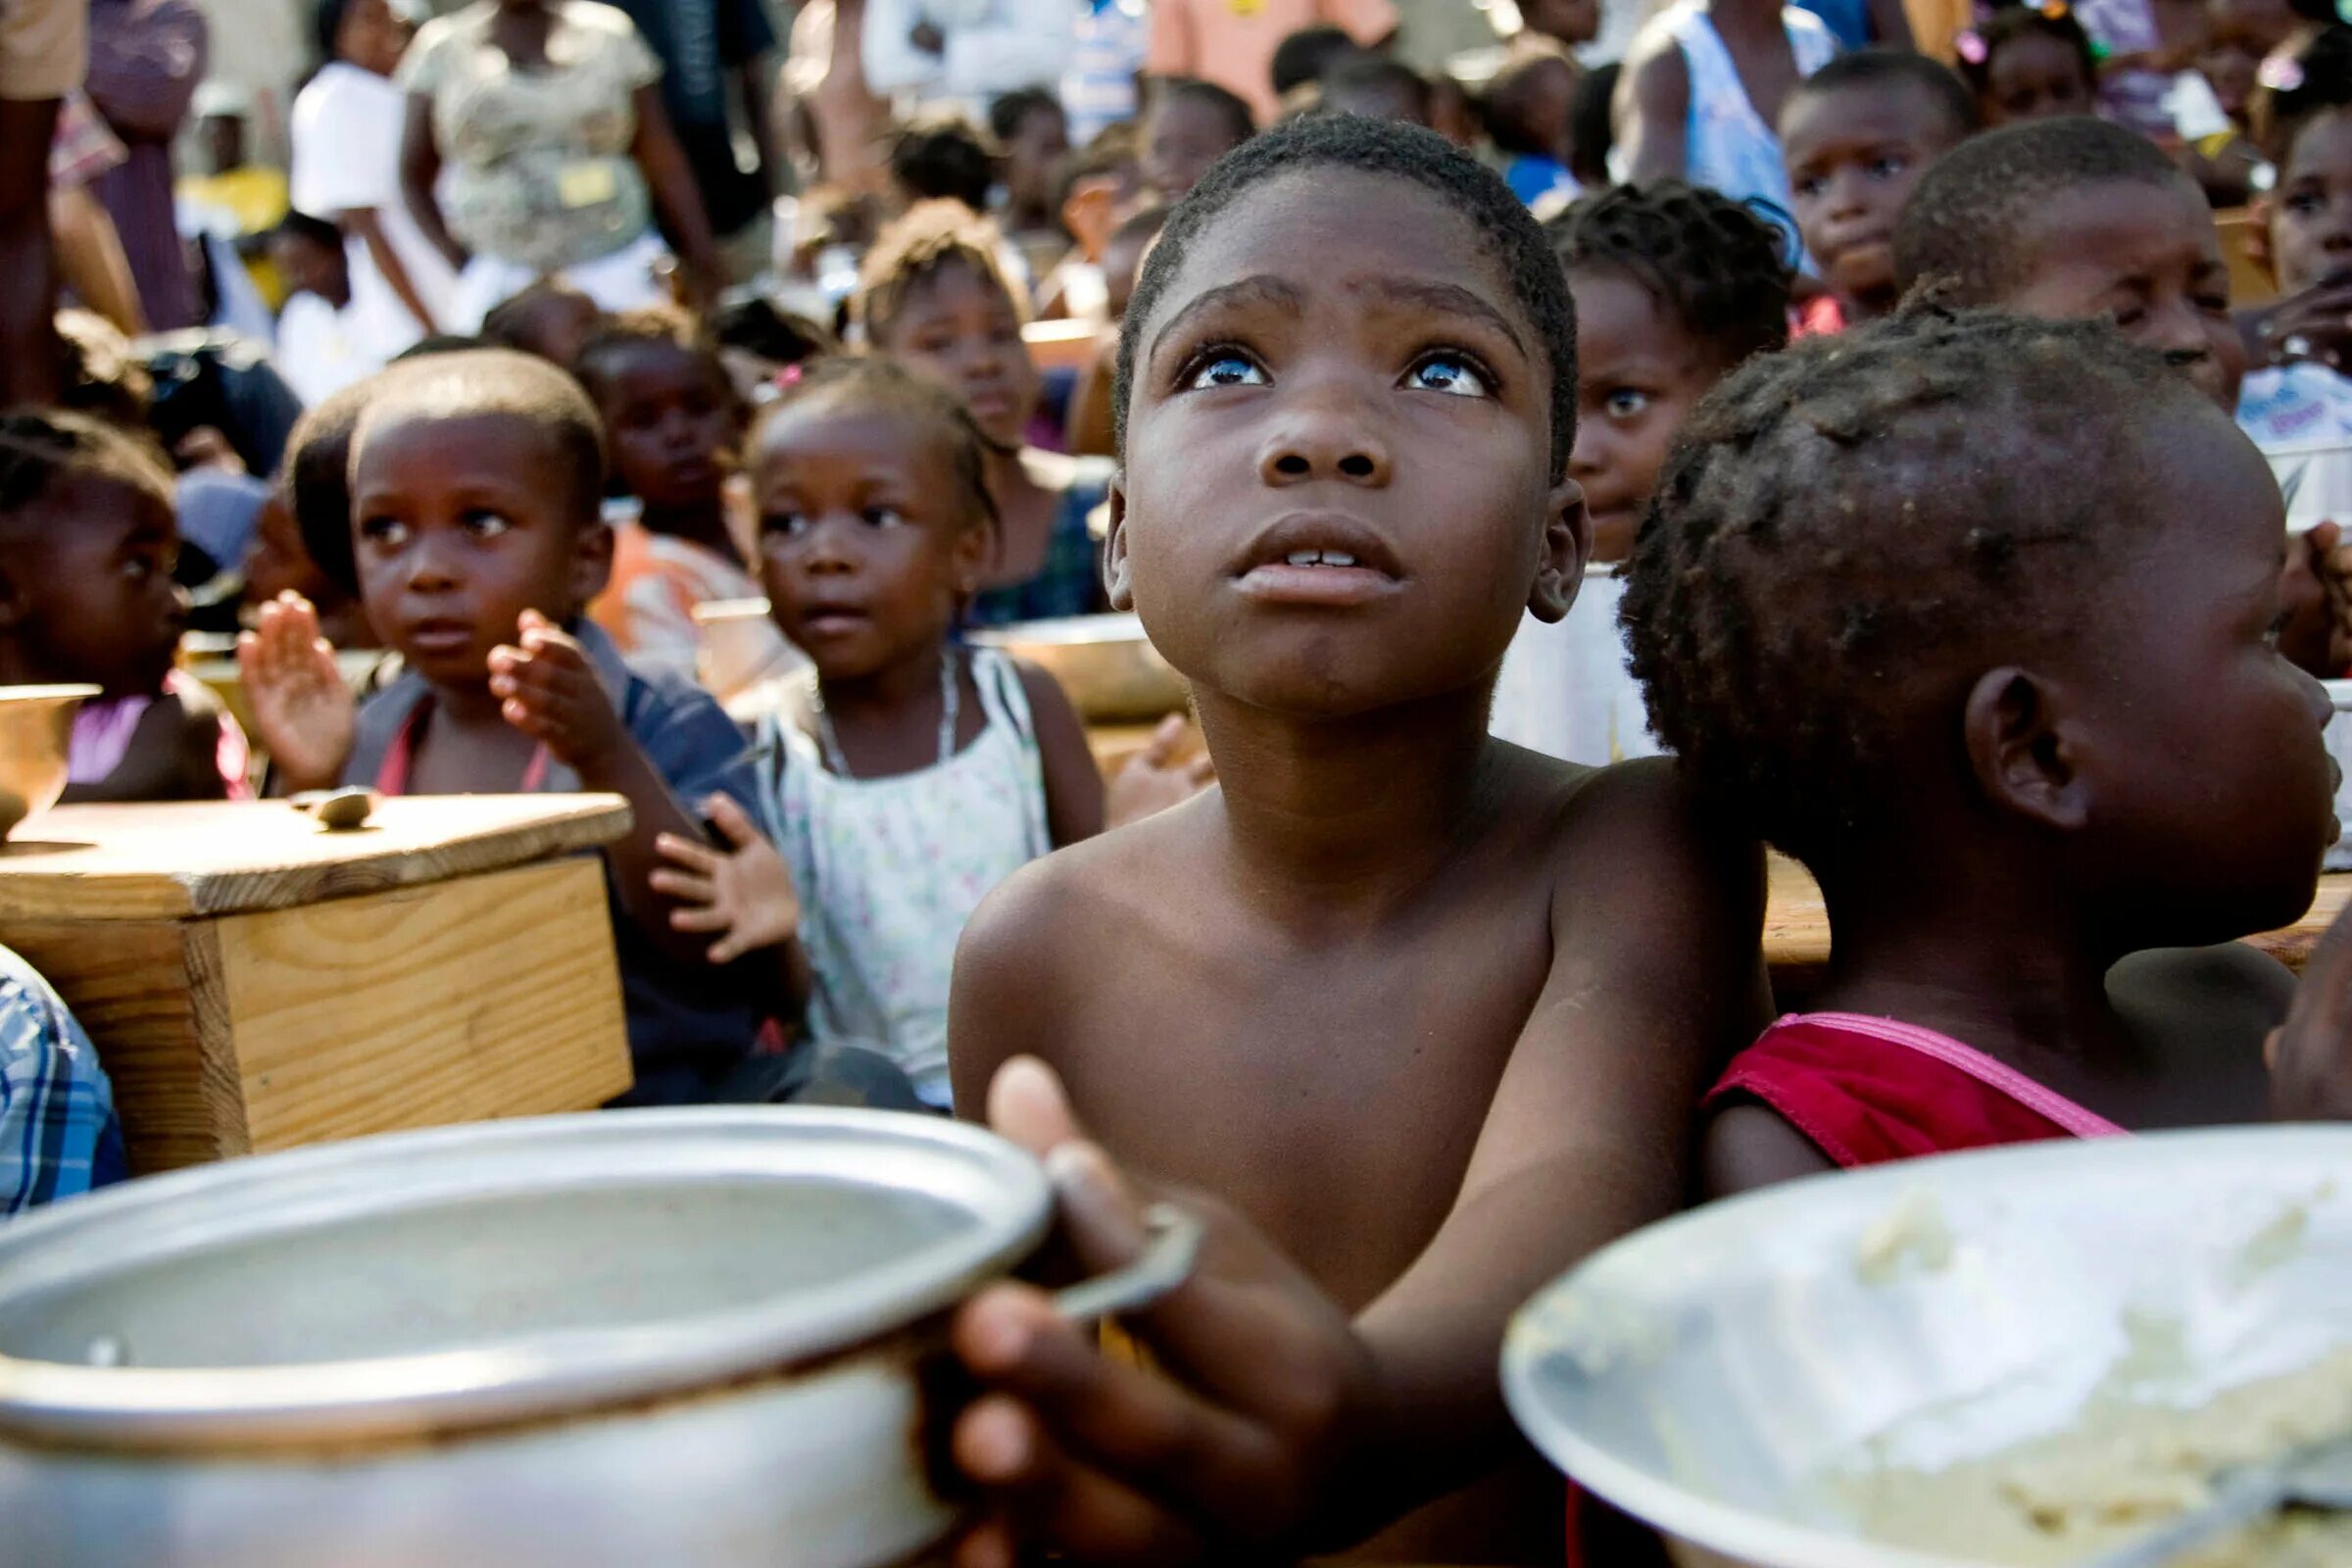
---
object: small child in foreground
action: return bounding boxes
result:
[238,351,761,1103]
[937,117,1766,1566]
[650,358,1109,1112]
[1492,182,1790,765]
[1622,308,2343,1197]
[571,308,794,687]
[1781,48,1980,331]
[0,414,250,803]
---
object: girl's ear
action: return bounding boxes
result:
[1102,477,1135,611]
[1963,665,2092,832]
[569,516,616,609]
[1527,478,1590,623]
[951,508,992,598]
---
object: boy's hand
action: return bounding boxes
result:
[1105,715,1215,830]
[948,1058,1379,1568]
[490,611,625,778]
[2272,898,2352,1120]
[651,795,802,964]
[236,591,355,793]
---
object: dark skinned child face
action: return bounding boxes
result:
[1004,102,1071,218]
[753,398,986,683]
[1143,97,1244,201]
[270,229,351,310]
[1568,268,1724,564]
[1112,170,1581,717]
[2270,109,2352,296]
[335,0,411,77]
[593,341,737,514]
[352,413,612,691]
[1996,177,2245,409]
[1983,33,2095,125]
[1785,81,1964,315]
[880,262,1041,451]
[2034,413,2334,947]
[0,476,187,699]
[2200,0,2289,121]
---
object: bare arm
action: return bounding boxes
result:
[48,180,146,338]
[0,98,61,409]
[1015,659,1107,848]
[343,208,438,333]
[1699,1102,1838,1199]
[399,91,469,273]
[628,84,724,305]
[1616,35,1690,185]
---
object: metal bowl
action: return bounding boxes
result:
[0,686,100,840]
[969,612,1188,724]
[1503,1127,2352,1568]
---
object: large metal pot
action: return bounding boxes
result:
[0,684,99,840]
[0,1108,1197,1567]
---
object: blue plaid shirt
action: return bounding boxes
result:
[0,948,126,1213]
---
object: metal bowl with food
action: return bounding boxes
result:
[968,612,1188,725]
[1503,1127,2352,1568]
[0,1108,1197,1568]
[0,685,100,840]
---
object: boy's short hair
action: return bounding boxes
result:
[280,375,376,599]
[987,86,1063,145]
[887,114,998,213]
[1550,182,1792,365]
[1270,24,1359,96]
[2262,24,2352,161]
[350,349,608,524]
[479,279,598,350]
[1892,116,2190,303]
[1118,115,1578,479]
[1789,46,1980,142]
[1622,307,2206,863]
[857,200,1023,343]
[0,409,173,531]
[1150,77,1258,146]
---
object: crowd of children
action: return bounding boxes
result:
[21,0,2352,1562]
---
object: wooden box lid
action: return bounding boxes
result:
[0,796,632,921]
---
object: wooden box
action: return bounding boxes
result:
[0,797,637,1174]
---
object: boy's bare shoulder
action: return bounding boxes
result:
[1509,749,1751,892]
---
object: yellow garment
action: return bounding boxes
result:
[1902,0,1972,61]
[177,166,291,308]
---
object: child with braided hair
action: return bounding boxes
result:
[1491,180,1789,764]
[1624,307,2352,1199]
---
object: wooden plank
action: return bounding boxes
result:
[0,917,250,1174]
[218,858,633,1152]
[0,796,632,921]
[1764,855,2349,994]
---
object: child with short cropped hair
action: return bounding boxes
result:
[1782,48,1980,330]
[238,350,762,1103]
[1955,4,2100,125]
[858,202,1116,626]
[651,357,1109,1112]
[1492,182,1789,765]
[1139,77,1256,202]
[0,413,251,803]
[572,307,796,688]
[935,117,1766,1566]
[479,278,604,369]
[1623,308,2340,1197]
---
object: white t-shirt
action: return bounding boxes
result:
[274,292,373,410]
[289,63,457,370]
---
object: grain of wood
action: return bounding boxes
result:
[0,796,632,921]
[220,858,633,1152]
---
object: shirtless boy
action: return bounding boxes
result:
[945,116,1766,1564]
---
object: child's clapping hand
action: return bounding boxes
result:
[1106,715,1215,829]
[947,1058,1381,1568]
[652,796,803,964]
[489,610,625,776]
[236,591,356,794]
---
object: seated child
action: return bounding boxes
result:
[987,88,1075,284]
[0,413,251,803]
[1491,182,1790,764]
[1782,48,1980,332]
[0,944,125,1211]
[1954,3,2100,126]
[938,117,1767,1566]
[246,379,382,654]
[857,203,1117,626]
[1485,48,1584,211]
[479,278,604,370]
[269,210,373,406]
[651,357,1108,1111]
[2184,0,2290,205]
[572,307,799,689]
[1139,77,1256,202]
[2237,28,2352,451]
[1621,308,2335,1196]
[238,351,762,1103]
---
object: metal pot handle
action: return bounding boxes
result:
[1051,1203,1203,1325]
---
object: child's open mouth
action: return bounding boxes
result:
[1232,516,1403,607]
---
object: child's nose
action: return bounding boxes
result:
[1257,393,1393,487]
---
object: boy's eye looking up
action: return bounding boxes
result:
[1405,353,1493,397]
[1185,351,1269,390]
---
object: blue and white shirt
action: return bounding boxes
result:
[0,947,126,1214]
